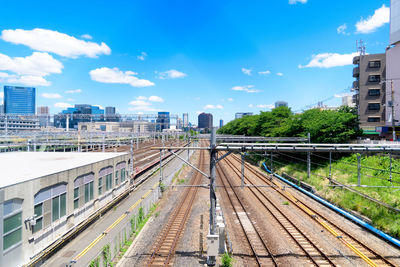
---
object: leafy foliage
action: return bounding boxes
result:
[218,106,361,143]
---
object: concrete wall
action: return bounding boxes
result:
[386,44,400,131]
[0,153,130,267]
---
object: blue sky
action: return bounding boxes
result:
[0,0,392,125]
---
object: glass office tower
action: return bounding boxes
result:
[4,86,36,114]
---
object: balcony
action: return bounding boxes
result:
[352,80,359,90]
[353,67,360,77]
[353,56,360,65]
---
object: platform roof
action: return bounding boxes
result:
[0,152,127,188]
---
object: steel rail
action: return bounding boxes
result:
[217,162,278,266]
[146,145,205,266]
[220,153,336,266]
[230,154,396,267]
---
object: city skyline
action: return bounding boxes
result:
[0,0,392,125]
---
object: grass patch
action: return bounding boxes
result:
[261,154,400,238]
[283,201,289,206]
[172,166,184,184]
[221,252,233,267]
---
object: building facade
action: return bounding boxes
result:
[198,112,213,129]
[0,115,40,131]
[352,53,386,129]
[4,86,35,115]
[0,152,130,266]
[183,113,188,128]
[385,0,400,138]
[235,112,253,120]
[37,106,50,127]
[156,112,170,131]
[54,104,105,129]
[219,119,224,128]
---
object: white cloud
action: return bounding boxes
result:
[65,89,82,94]
[248,103,274,109]
[0,52,62,76]
[299,52,359,68]
[90,67,155,87]
[257,104,274,109]
[66,98,74,101]
[158,69,187,79]
[0,51,62,86]
[355,5,390,34]
[289,0,307,4]
[258,70,271,75]
[93,104,104,109]
[128,96,161,112]
[137,52,147,61]
[0,72,51,86]
[149,95,164,102]
[0,92,3,98]
[231,85,260,93]
[241,68,252,76]
[227,98,234,101]
[334,93,353,98]
[1,28,111,58]
[337,24,349,35]
[54,102,73,108]
[204,104,223,110]
[276,72,284,76]
[41,93,62,99]
[81,34,92,40]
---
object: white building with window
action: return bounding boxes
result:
[0,152,130,267]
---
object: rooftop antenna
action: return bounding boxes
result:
[356,39,366,56]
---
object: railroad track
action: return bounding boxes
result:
[146,147,205,266]
[217,160,278,266]
[227,153,397,267]
[219,154,335,266]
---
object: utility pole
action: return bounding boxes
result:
[207,127,217,266]
[307,132,311,178]
[391,80,396,141]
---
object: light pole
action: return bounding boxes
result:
[390,80,396,141]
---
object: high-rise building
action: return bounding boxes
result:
[37,106,50,127]
[275,101,288,108]
[386,0,400,134]
[198,112,213,129]
[352,53,386,129]
[219,119,224,128]
[183,113,189,127]
[0,104,4,114]
[105,106,116,115]
[156,112,170,131]
[4,86,35,114]
[54,104,104,129]
[177,118,183,129]
[235,112,253,120]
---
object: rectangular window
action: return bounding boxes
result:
[368,75,381,83]
[84,182,94,203]
[368,89,380,96]
[3,213,22,234]
[106,174,113,191]
[3,227,22,251]
[115,170,119,186]
[33,203,43,233]
[368,117,381,122]
[52,196,60,222]
[368,103,380,111]
[121,168,125,182]
[74,187,79,209]
[98,177,103,195]
[368,61,381,68]
[60,193,66,218]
